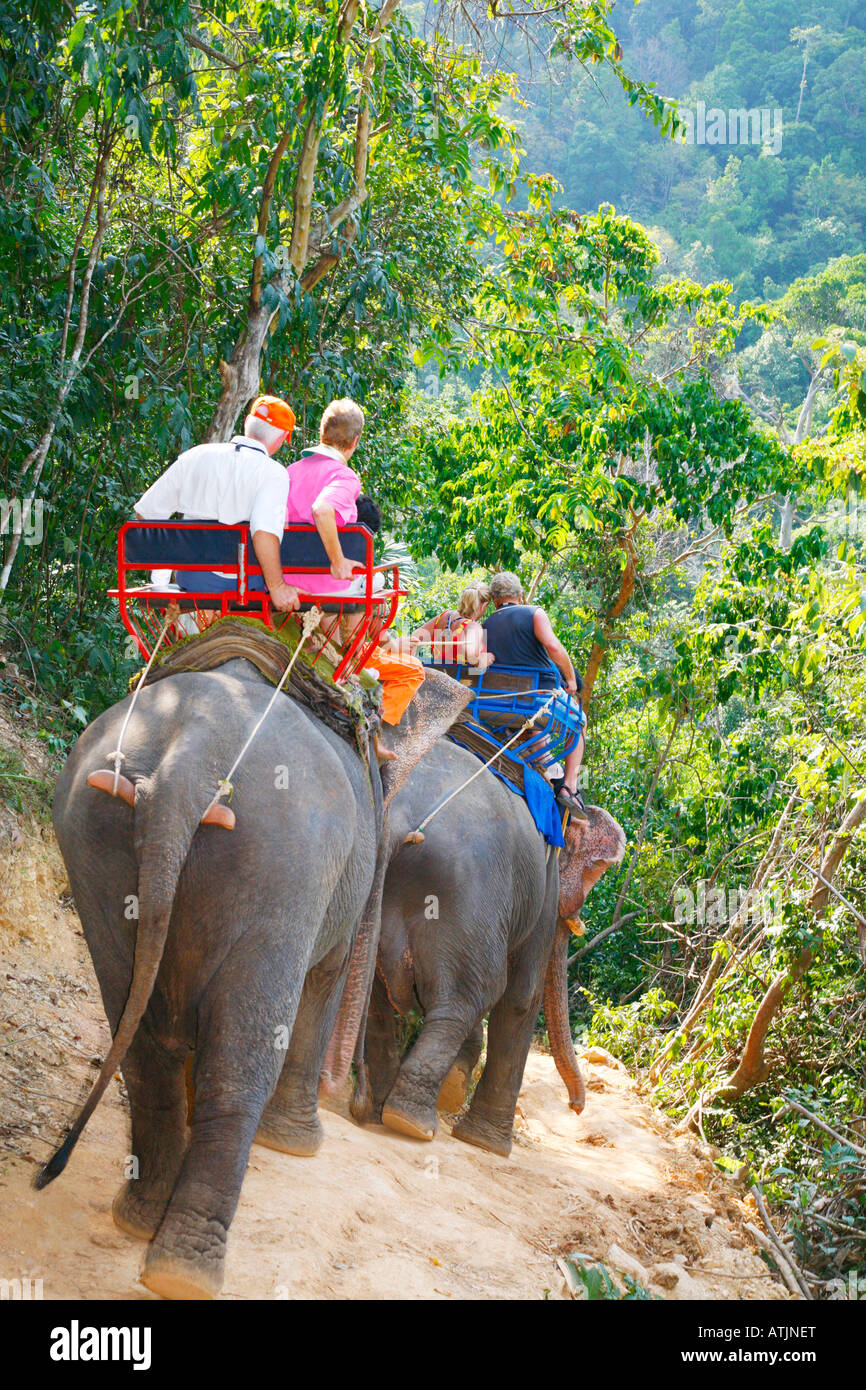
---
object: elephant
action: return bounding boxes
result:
[41,654,468,1300]
[327,737,626,1158]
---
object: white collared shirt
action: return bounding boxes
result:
[135,435,289,539]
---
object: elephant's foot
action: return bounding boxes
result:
[142,1217,226,1301]
[254,1108,323,1158]
[111,1183,169,1241]
[452,1111,513,1158]
[437,1062,470,1113]
[381,1100,438,1142]
[140,1249,222,1301]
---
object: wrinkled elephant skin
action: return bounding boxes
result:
[347,739,625,1156]
[43,660,466,1299]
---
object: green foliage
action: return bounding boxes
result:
[586,988,678,1069]
[513,0,866,300]
[0,4,518,689]
[561,1254,657,1300]
[403,203,794,590]
[578,498,866,1290]
[0,743,53,820]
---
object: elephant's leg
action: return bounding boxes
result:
[381,1003,479,1142]
[112,1028,188,1240]
[355,972,402,1125]
[452,940,545,1158]
[141,956,301,1300]
[256,938,351,1157]
[438,1017,484,1113]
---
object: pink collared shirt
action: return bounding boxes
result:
[283,444,363,593]
[285,445,361,526]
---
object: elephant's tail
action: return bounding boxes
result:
[35,764,207,1189]
[543,917,586,1115]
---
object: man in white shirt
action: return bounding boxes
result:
[134,395,300,612]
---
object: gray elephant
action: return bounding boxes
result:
[41,655,466,1300]
[326,738,625,1158]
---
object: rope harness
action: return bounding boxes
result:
[86,606,324,827]
[200,606,323,828]
[106,604,180,796]
[403,688,559,845]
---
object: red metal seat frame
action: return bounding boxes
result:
[110,520,405,683]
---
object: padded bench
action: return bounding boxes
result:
[111,519,403,681]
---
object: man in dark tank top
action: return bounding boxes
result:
[482,571,587,817]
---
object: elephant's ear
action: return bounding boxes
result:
[378,667,472,807]
[559,806,626,915]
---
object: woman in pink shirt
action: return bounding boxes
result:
[282,398,373,595]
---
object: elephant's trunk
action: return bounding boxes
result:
[543,917,585,1114]
[320,847,388,1095]
[320,913,377,1093]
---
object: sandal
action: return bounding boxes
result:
[556,786,588,819]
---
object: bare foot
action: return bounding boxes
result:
[375,735,397,763]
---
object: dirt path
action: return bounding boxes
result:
[0,818,785,1301]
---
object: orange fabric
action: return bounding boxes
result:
[374,648,425,725]
[251,394,296,434]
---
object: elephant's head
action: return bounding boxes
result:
[377,667,471,807]
[544,805,626,1116]
[558,805,627,920]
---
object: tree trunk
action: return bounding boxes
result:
[778,367,824,551]
[203,307,275,443]
[716,792,866,1101]
[580,528,637,707]
[203,0,399,442]
[0,142,111,595]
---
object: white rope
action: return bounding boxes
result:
[201,606,322,820]
[108,604,180,795]
[468,687,575,702]
[405,689,559,842]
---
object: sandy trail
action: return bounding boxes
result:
[0,816,784,1302]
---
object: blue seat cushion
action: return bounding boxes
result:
[175,571,266,594]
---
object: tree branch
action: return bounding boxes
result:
[250,123,296,312]
[717,794,866,1100]
[183,29,242,70]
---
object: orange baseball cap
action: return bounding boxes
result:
[251,395,296,434]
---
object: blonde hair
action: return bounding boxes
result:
[321,398,365,451]
[458,582,491,619]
